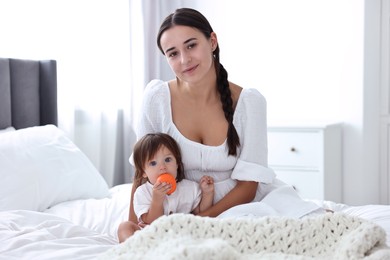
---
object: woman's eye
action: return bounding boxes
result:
[188,43,196,49]
[168,51,177,58]
[149,161,157,166]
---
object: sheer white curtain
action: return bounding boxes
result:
[59,0,135,187]
[0,0,134,186]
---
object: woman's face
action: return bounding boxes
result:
[143,145,178,184]
[159,25,217,84]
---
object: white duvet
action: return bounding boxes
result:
[1,184,390,260]
[0,211,115,260]
[0,184,130,260]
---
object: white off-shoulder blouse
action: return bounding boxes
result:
[134,79,321,218]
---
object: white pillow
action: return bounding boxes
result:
[0,126,15,134]
[0,124,110,211]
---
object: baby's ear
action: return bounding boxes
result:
[142,172,148,178]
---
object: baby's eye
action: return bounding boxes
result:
[149,161,157,166]
[165,157,172,163]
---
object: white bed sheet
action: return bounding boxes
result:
[0,184,130,260]
[0,210,115,260]
[1,183,389,260]
[44,184,131,239]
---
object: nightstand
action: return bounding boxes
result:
[267,123,342,202]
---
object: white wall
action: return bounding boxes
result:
[193,0,381,205]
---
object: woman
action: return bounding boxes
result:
[120,7,322,235]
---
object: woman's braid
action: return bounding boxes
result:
[214,54,240,156]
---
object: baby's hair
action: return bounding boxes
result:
[157,8,240,156]
[132,133,185,187]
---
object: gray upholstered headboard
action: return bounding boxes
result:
[0,58,57,130]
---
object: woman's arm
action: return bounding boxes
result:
[196,180,258,217]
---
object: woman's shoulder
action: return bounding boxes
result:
[230,82,265,104]
[237,87,267,110]
[241,87,266,99]
[144,79,169,95]
[142,80,170,106]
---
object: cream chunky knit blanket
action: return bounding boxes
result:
[101,213,390,259]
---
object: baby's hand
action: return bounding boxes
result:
[200,175,214,194]
[152,180,171,202]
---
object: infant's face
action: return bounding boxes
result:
[143,146,178,184]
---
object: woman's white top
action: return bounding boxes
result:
[135,79,321,218]
[133,179,201,221]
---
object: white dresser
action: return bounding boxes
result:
[267,123,342,203]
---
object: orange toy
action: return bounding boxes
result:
[157,173,177,195]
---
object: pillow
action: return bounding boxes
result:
[0,125,110,211]
[0,126,15,134]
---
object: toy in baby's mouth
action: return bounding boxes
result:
[157,173,177,195]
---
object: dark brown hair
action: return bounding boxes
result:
[157,8,240,156]
[132,133,185,186]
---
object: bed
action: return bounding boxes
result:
[1,58,390,259]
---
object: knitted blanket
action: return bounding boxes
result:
[101,213,390,259]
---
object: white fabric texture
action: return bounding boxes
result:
[133,179,201,221]
[0,210,117,260]
[0,125,109,212]
[134,80,320,217]
[1,184,390,259]
[0,126,15,134]
[100,213,390,260]
[44,184,131,240]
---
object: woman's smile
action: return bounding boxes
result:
[183,64,198,74]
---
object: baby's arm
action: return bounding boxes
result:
[193,175,214,214]
[140,180,171,224]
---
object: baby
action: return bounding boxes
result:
[118,133,214,242]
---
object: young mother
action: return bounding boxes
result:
[118,7,322,242]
